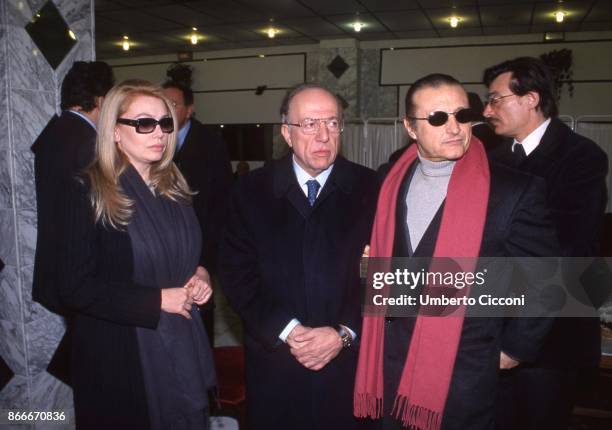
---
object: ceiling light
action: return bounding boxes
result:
[192,27,197,31]
[555,11,565,23]
[122,35,130,51]
[68,29,76,40]
[353,22,364,32]
[190,33,198,45]
[267,28,278,38]
[449,16,461,28]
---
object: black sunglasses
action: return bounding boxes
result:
[407,108,476,127]
[117,117,174,134]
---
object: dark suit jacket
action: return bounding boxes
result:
[174,118,232,274]
[31,111,97,314]
[490,117,609,367]
[219,155,378,430]
[383,161,559,430]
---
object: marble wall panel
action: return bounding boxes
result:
[6,0,47,27]
[0,150,13,209]
[0,319,26,375]
[306,51,319,83]
[25,312,64,376]
[10,89,55,152]
[318,47,359,119]
[360,49,398,120]
[0,375,29,409]
[30,370,72,410]
[8,27,55,92]
[21,265,49,324]
[12,150,35,210]
[0,209,17,266]
[0,27,9,157]
[57,0,91,34]
[0,265,21,323]
[17,208,37,268]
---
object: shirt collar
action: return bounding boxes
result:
[67,110,96,131]
[512,118,551,156]
[177,119,192,151]
[292,155,334,195]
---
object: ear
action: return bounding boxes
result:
[281,124,293,148]
[94,96,104,109]
[526,91,540,110]
[403,118,417,140]
[186,104,194,118]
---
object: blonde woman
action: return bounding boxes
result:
[58,80,216,429]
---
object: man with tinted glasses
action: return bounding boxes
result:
[484,57,609,430]
[219,83,378,430]
[354,74,558,430]
[162,79,232,344]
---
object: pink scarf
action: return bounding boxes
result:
[354,137,490,430]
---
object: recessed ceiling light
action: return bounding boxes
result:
[122,35,130,51]
[555,11,566,23]
[192,27,197,31]
[190,34,198,45]
[68,29,76,40]
[353,21,364,32]
[449,16,461,28]
[267,27,278,38]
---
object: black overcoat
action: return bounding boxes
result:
[490,117,609,367]
[174,118,233,274]
[31,111,96,313]
[219,154,379,430]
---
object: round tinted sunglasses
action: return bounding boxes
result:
[407,108,476,127]
[117,117,174,134]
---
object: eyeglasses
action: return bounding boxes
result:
[484,93,516,107]
[285,117,344,134]
[117,117,174,134]
[407,108,476,127]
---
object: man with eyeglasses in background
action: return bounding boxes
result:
[484,57,609,430]
[219,83,378,430]
[354,73,558,430]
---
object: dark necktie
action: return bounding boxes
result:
[306,179,320,206]
[512,143,527,166]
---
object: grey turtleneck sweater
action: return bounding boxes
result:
[406,153,455,250]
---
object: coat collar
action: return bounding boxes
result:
[493,117,568,169]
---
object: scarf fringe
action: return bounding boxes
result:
[354,393,383,419]
[392,396,442,430]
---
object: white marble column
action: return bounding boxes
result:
[0,1,94,428]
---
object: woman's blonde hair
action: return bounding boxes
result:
[86,79,192,228]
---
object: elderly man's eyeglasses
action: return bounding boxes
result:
[484,94,516,107]
[407,108,476,127]
[117,117,174,134]
[285,117,344,134]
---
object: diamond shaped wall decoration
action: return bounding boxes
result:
[327,55,349,79]
[25,1,76,70]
